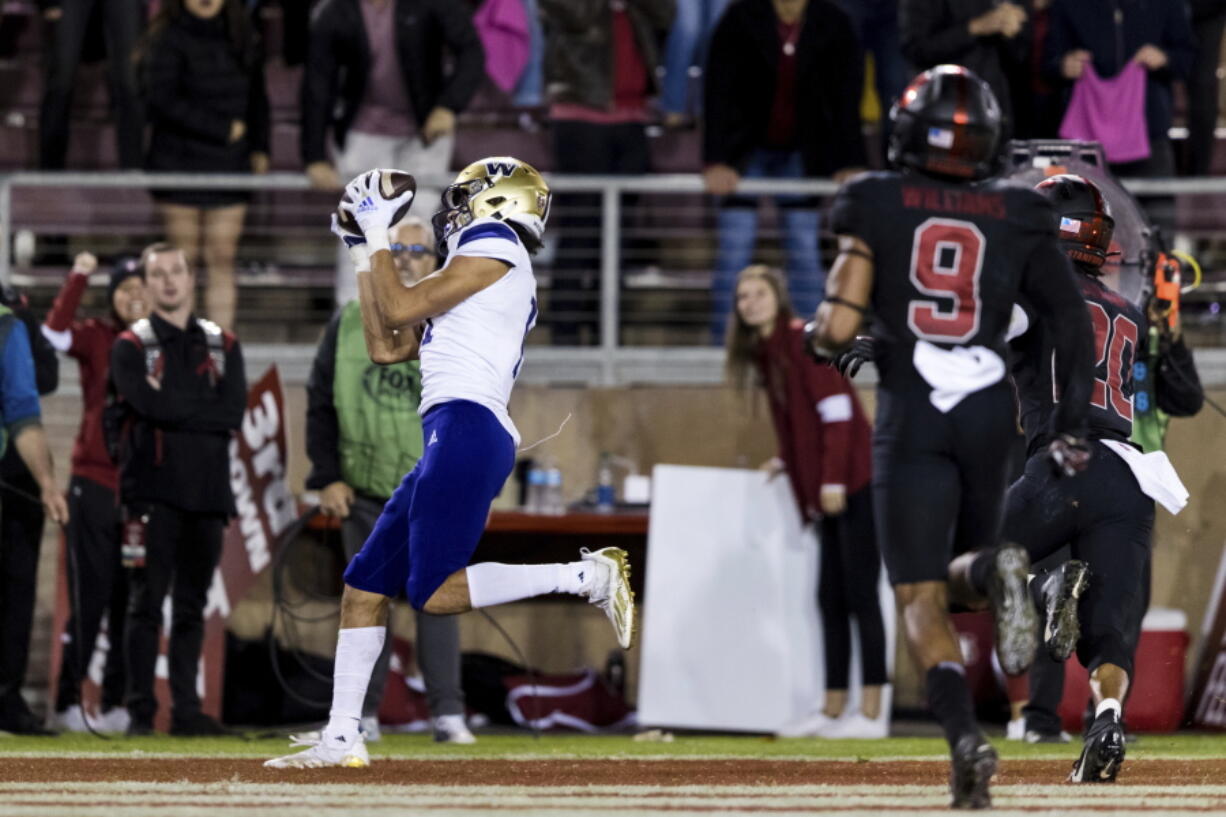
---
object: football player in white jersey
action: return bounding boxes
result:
[267,158,635,769]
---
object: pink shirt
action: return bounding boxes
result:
[351,0,415,138]
[1058,62,1150,164]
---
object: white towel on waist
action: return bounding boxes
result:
[913,339,1006,413]
[1100,439,1189,515]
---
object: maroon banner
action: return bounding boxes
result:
[1189,544,1226,729]
[47,365,293,730]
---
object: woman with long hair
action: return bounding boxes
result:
[725,265,888,738]
[139,0,269,331]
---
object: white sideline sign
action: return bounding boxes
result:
[638,464,894,733]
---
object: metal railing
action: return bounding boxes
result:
[3,171,1226,386]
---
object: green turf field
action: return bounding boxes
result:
[0,731,1222,759]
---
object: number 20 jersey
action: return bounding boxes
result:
[1011,274,1146,453]
[830,171,1072,396]
[418,217,538,446]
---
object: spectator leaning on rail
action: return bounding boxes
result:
[138,0,269,334]
[110,243,246,737]
[702,0,866,344]
[42,252,150,735]
[539,0,675,345]
[899,0,1029,137]
[724,266,887,740]
[305,217,475,745]
[301,0,484,304]
[38,0,146,170]
[0,283,65,736]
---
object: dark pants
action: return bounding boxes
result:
[124,502,224,724]
[39,0,145,169]
[1024,549,1153,734]
[817,486,888,689]
[1005,443,1153,676]
[0,469,46,722]
[55,476,129,713]
[550,119,650,345]
[341,494,465,718]
[1186,12,1226,176]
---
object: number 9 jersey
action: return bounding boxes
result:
[830,170,1089,423]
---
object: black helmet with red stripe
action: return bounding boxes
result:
[889,65,1002,182]
[1034,174,1115,272]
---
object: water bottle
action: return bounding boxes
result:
[525,464,546,513]
[543,462,565,515]
[595,452,616,513]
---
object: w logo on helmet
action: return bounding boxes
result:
[485,161,517,177]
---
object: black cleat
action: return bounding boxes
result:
[1042,560,1089,662]
[988,545,1038,676]
[950,733,998,809]
[1070,710,1126,783]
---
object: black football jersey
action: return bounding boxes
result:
[830,171,1093,439]
[1011,273,1146,453]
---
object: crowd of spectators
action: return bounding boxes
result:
[16,0,1225,340]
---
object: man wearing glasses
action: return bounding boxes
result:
[304,216,475,744]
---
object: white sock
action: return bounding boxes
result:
[325,626,385,738]
[466,562,588,608]
[1096,698,1123,720]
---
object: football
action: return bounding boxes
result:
[336,169,417,235]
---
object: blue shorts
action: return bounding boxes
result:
[343,400,515,609]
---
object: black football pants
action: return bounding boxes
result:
[125,502,224,724]
[1005,442,1153,676]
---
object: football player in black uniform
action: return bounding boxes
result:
[808,65,1094,809]
[953,175,1162,784]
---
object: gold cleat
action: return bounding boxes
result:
[580,547,637,649]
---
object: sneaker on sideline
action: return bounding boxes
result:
[776,709,836,738]
[433,714,476,744]
[822,711,889,740]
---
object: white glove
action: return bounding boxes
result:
[338,169,415,254]
[330,212,370,274]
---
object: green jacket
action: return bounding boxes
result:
[305,301,422,500]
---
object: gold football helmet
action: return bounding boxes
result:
[432,156,551,252]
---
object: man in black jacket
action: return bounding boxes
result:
[111,243,246,736]
[899,0,1028,134]
[702,0,866,343]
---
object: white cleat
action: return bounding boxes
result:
[264,729,370,769]
[579,547,636,649]
[1005,717,1025,741]
[433,714,477,744]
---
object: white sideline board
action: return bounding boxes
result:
[637,464,894,733]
